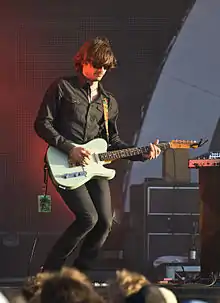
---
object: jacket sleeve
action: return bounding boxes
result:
[34,80,74,154]
[108,96,146,162]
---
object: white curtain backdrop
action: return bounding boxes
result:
[124,0,220,211]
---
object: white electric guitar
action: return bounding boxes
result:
[46,138,200,190]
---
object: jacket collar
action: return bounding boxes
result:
[76,73,110,99]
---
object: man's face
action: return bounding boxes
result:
[82,62,107,81]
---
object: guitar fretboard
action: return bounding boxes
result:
[98,142,170,162]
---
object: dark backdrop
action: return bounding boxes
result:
[0,0,194,233]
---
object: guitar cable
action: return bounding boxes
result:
[27,232,40,277]
[43,161,49,197]
[26,163,49,277]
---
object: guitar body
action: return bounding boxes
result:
[46,138,116,190]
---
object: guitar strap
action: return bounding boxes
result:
[102,96,119,224]
[102,97,109,143]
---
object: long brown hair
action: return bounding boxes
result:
[74,36,117,72]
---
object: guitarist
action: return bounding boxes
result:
[34,36,161,272]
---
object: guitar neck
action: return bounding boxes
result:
[98,142,170,162]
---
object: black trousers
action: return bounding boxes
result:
[43,178,113,271]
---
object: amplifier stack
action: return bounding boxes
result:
[128,179,200,273]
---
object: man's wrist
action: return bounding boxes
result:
[59,141,75,154]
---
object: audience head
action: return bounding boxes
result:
[40,274,104,303]
[21,272,54,301]
[107,269,151,303]
[125,285,166,303]
[60,267,93,289]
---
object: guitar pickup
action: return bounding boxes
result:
[57,171,87,179]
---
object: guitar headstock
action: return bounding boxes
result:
[169,140,200,149]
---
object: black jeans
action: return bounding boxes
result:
[43,178,113,271]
